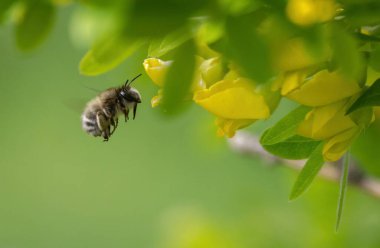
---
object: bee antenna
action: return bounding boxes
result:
[127,73,142,86]
[81,83,101,93]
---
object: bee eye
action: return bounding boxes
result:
[125,95,135,101]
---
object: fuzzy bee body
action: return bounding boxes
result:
[81,75,142,141]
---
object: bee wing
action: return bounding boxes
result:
[62,98,88,114]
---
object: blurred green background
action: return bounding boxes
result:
[1,5,380,248]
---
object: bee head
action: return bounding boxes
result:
[119,74,142,103]
[120,87,142,103]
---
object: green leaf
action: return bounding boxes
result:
[161,40,196,114]
[369,47,380,72]
[346,78,380,114]
[79,34,143,76]
[356,33,380,43]
[260,105,311,145]
[0,0,16,23]
[336,152,350,232]
[15,1,56,51]
[345,2,380,26]
[148,27,191,57]
[225,14,273,83]
[349,107,374,128]
[351,121,380,177]
[262,134,321,160]
[125,0,205,38]
[329,25,364,81]
[289,143,325,200]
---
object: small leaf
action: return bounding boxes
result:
[148,27,191,57]
[260,105,311,145]
[289,143,325,200]
[336,152,350,232]
[15,1,56,51]
[346,78,380,114]
[262,134,321,160]
[79,34,143,76]
[225,14,273,83]
[161,40,196,114]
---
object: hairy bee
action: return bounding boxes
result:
[81,74,142,141]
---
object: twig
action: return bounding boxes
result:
[228,131,380,199]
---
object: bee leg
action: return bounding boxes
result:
[122,108,129,122]
[96,112,111,141]
[133,103,138,120]
[102,125,111,141]
[110,117,118,135]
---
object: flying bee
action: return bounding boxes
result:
[81,74,142,141]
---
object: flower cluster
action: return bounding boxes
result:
[143,38,373,162]
[284,69,371,161]
[274,37,373,162]
[144,55,280,138]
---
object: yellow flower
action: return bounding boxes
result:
[143,58,172,87]
[196,42,221,59]
[143,57,206,107]
[283,69,361,106]
[297,99,357,140]
[199,57,224,87]
[273,38,329,72]
[322,127,360,162]
[280,69,309,95]
[151,90,163,108]
[297,96,374,161]
[215,118,255,138]
[194,76,272,137]
[286,0,337,26]
[194,78,270,119]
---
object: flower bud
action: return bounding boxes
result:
[199,57,224,87]
[322,127,360,161]
[143,58,172,87]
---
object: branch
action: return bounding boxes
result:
[228,131,380,199]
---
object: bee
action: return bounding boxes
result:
[81,74,142,141]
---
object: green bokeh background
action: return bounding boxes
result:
[1,6,380,248]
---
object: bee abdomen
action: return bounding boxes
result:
[81,115,101,136]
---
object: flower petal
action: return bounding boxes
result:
[199,57,224,87]
[322,127,360,162]
[143,58,172,87]
[151,90,163,108]
[286,70,361,106]
[274,39,328,72]
[281,70,308,95]
[194,79,270,119]
[215,118,255,138]
[297,99,357,140]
